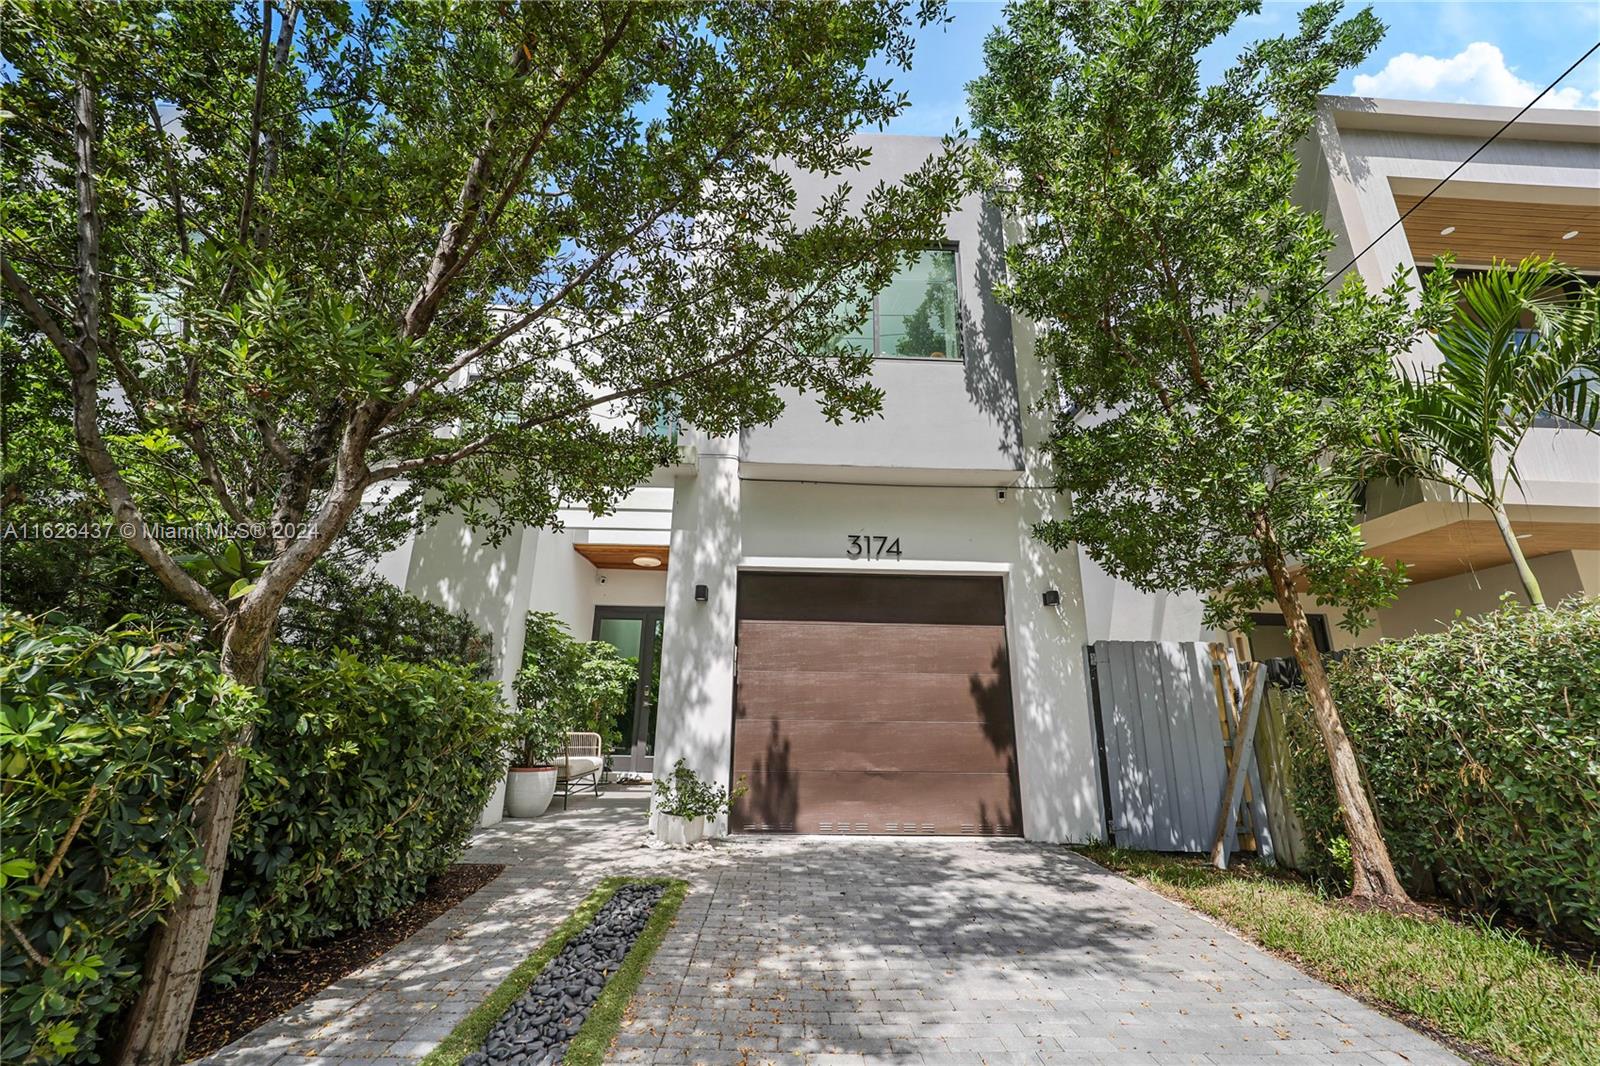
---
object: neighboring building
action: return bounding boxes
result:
[1263,96,1599,653]
[1198,97,1599,662]
[380,99,1599,841]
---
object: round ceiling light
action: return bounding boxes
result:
[632,555,663,568]
[1438,225,1456,236]
[1562,230,1580,240]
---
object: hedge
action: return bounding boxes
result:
[0,615,508,1063]
[1283,599,1599,941]
[210,647,507,979]
[0,616,263,1064]
[278,562,494,679]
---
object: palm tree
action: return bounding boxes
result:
[1370,257,1599,608]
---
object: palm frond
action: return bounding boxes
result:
[1376,257,1596,509]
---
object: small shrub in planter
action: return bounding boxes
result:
[652,759,747,845]
[517,612,634,758]
[504,690,570,818]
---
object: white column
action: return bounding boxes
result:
[1008,311,1107,844]
[653,434,741,836]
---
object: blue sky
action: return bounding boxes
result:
[880,1,1600,136]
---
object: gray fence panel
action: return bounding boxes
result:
[1092,640,1256,856]
[1104,640,1153,846]
[1183,643,1228,845]
[1152,640,1203,845]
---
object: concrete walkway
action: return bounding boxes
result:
[198,788,1462,1066]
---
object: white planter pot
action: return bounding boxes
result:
[505,767,557,818]
[655,813,708,846]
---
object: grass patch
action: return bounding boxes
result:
[566,878,688,1066]
[419,876,687,1066]
[1077,845,1600,1066]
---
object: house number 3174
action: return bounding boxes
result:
[846,535,902,560]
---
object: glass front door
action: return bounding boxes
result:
[593,606,663,775]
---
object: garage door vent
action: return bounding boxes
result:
[816,822,871,834]
[741,823,795,833]
[882,822,938,834]
[960,824,1010,836]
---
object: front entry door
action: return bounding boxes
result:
[592,606,663,775]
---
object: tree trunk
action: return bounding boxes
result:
[114,627,267,1066]
[1489,500,1546,608]
[1258,534,1410,902]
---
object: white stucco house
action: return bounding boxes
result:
[375,96,1599,843]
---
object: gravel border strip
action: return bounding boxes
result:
[419,877,687,1066]
[464,883,666,1064]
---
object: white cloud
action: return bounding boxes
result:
[1351,42,1599,109]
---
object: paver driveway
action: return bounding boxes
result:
[199,788,1461,1066]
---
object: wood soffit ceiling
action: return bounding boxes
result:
[1362,518,1600,584]
[573,543,669,571]
[1396,194,1599,273]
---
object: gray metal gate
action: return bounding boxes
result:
[1087,641,1273,858]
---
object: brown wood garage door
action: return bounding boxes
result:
[730,572,1021,836]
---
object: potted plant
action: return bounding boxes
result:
[504,696,568,818]
[652,758,747,845]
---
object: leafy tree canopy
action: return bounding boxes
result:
[3,0,962,636]
[969,0,1453,634]
[1368,258,1600,608]
[2,4,962,1057]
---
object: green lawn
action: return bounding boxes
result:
[1077,846,1600,1066]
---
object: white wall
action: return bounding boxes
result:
[1076,552,1210,643]
[524,528,594,637]
[593,569,669,611]
[400,513,538,827]
[650,308,1109,844]
[402,514,531,694]
[1376,550,1592,638]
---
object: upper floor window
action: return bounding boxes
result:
[840,248,962,360]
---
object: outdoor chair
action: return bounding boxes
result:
[556,731,605,809]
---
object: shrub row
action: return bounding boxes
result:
[211,646,507,980]
[1,618,261,1064]
[1283,599,1600,941]
[278,562,494,679]
[0,614,508,1064]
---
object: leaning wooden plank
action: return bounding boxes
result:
[1244,681,1277,864]
[1209,663,1267,870]
[1222,646,1262,851]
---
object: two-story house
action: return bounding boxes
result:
[376,97,1598,843]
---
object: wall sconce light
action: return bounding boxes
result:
[1042,589,1061,607]
[694,584,709,602]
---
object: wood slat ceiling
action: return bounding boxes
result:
[1395,195,1599,272]
[1363,518,1600,584]
[572,543,669,571]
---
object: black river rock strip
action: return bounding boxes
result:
[464,883,667,1066]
